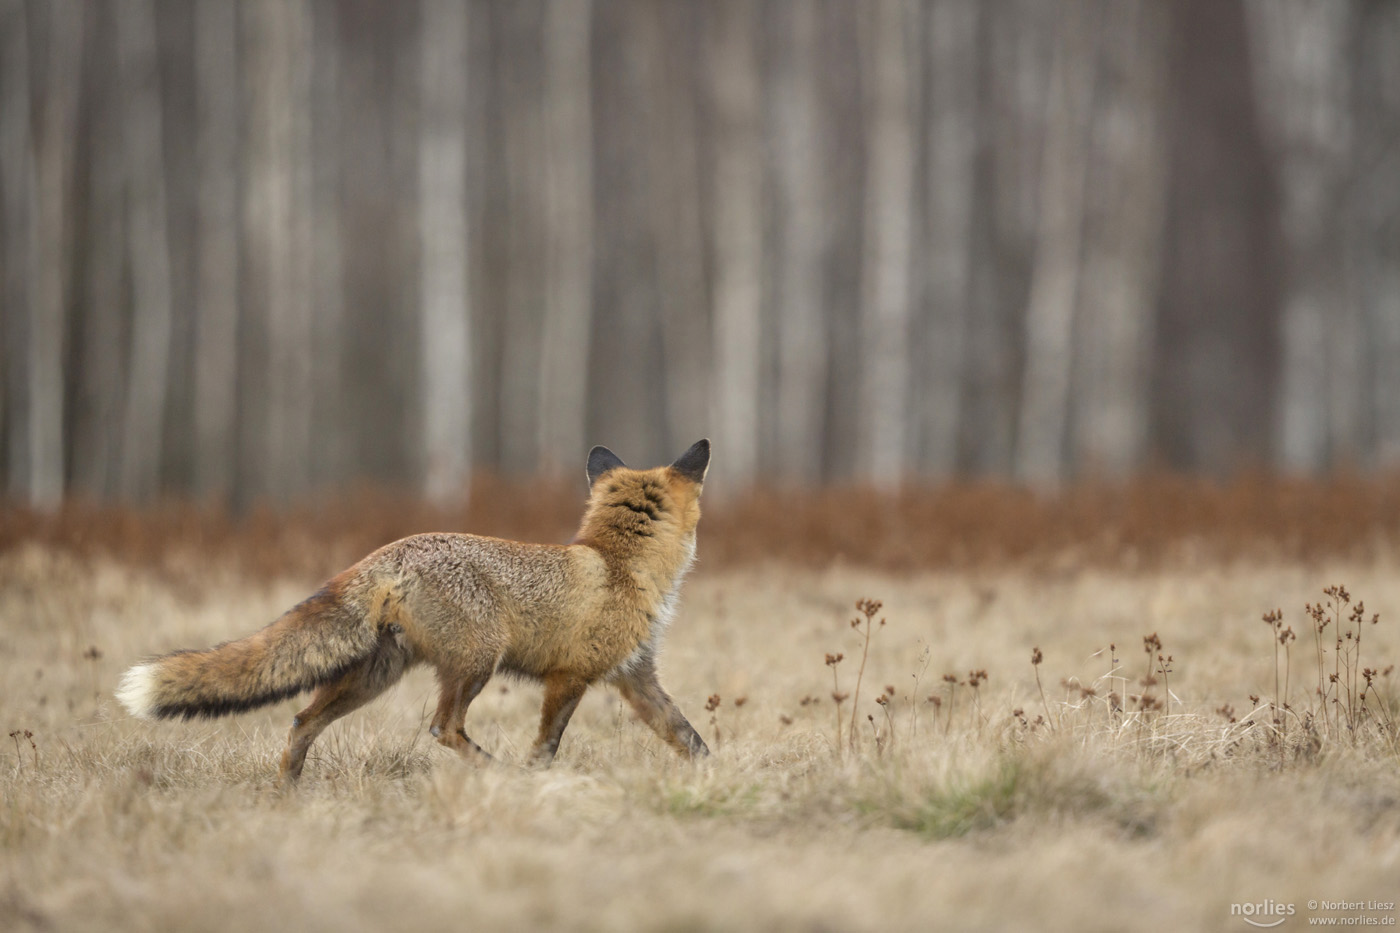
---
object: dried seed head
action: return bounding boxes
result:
[1031,647,1043,666]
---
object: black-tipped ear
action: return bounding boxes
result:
[670,438,710,484]
[587,446,627,486]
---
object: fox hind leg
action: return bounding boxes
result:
[430,666,495,762]
[279,644,407,785]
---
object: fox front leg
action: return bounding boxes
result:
[614,661,709,759]
[529,673,589,767]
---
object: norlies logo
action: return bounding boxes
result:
[1231,900,1296,927]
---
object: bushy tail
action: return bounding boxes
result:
[117,576,382,720]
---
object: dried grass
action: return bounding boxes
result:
[3,536,1400,930]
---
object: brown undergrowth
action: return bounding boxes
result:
[5,471,1400,582]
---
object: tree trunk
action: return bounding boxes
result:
[1354,0,1400,464]
[1245,0,1357,469]
[1014,1,1100,486]
[117,0,175,501]
[2,2,81,505]
[771,0,826,483]
[310,0,346,489]
[72,3,126,499]
[644,0,710,456]
[419,0,472,503]
[537,0,593,475]
[960,1,1054,474]
[857,0,917,487]
[0,0,33,500]
[707,0,763,492]
[1071,0,1169,475]
[917,0,980,476]
[1153,0,1280,474]
[496,1,546,473]
[243,0,314,502]
[192,0,240,498]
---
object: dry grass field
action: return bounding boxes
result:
[4,483,1400,931]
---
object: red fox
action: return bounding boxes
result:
[118,440,712,782]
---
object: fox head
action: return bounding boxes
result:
[580,440,710,547]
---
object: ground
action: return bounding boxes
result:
[2,543,1399,932]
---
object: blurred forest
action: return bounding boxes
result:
[2,0,1399,507]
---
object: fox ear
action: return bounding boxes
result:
[670,438,710,484]
[587,446,627,486]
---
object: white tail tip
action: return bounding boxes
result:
[116,662,159,719]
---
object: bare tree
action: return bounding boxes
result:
[707,0,763,491]
[771,0,826,482]
[192,0,240,497]
[242,0,314,501]
[117,0,175,501]
[858,0,917,487]
[0,0,33,500]
[1154,0,1280,473]
[644,0,710,454]
[537,0,593,475]
[72,4,126,498]
[496,2,547,473]
[310,0,346,489]
[1071,0,1169,475]
[1246,0,1357,469]
[419,0,472,503]
[959,0,1055,475]
[917,0,980,476]
[1,2,81,505]
[1354,1,1400,464]
[1014,2,1101,486]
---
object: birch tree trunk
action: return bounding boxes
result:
[1354,1,1400,463]
[310,0,346,489]
[1071,0,1169,475]
[1,1,81,504]
[72,4,125,498]
[707,0,763,491]
[1246,0,1356,469]
[537,0,593,475]
[960,0,1055,474]
[419,0,472,503]
[117,0,175,501]
[243,0,314,501]
[644,0,710,454]
[29,1,82,505]
[771,0,826,483]
[0,0,34,500]
[1154,0,1280,473]
[857,0,917,487]
[192,0,240,497]
[1014,1,1100,486]
[497,1,546,473]
[917,0,979,476]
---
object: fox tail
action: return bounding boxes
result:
[117,573,388,720]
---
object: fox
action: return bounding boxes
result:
[117,440,713,783]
